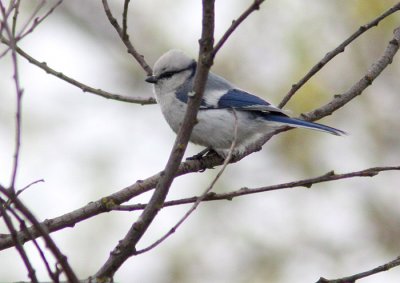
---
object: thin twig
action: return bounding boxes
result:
[135,110,239,255]
[0,3,24,191]
[0,197,39,283]
[14,0,45,40]
[212,0,265,57]
[278,2,400,108]
[301,25,400,121]
[11,0,21,36]
[0,186,80,283]
[17,0,63,41]
[317,256,400,283]
[122,0,130,39]
[102,0,152,75]
[16,179,44,197]
[114,166,400,212]
[244,24,400,157]
[0,38,156,104]
[7,205,58,282]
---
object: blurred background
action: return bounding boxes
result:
[1,0,400,282]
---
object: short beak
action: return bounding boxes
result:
[145,75,158,84]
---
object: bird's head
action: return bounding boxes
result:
[146,50,196,93]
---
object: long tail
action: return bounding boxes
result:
[264,115,346,136]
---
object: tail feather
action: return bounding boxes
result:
[264,115,346,136]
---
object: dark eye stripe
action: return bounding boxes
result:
[158,60,197,80]
[158,71,176,79]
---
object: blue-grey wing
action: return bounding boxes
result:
[214,88,286,114]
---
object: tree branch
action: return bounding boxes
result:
[0,38,156,104]
[16,0,63,41]
[112,166,400,211]
[243,24,400,158]
[101,0,152,75]
[94,1,216,279]
[0,185,79,283]
[317,256,400,283]
[135,110,239,256]
[212,0,265,57]
[122,0,129,38]
[0,155,221,251]
[0,1,24,191]
[278,2,400,108]
[0,197,38,283]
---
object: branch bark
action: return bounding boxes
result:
[94,1,216,279]
[317,256,400,283]
[113,166,400,212]
[102,0,152,76]
[278,2,400,108]
[0,38,156,104]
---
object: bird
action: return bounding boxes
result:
[146,49,345,159]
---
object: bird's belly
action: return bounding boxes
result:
[191,110,266,149]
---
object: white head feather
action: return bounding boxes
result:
[151,50,196,94]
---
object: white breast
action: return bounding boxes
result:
[155,90,187,134]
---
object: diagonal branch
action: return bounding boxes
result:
[317,256,400,283]
[0,185,79,283]
[113,166,400,212]
[212,0,265,57]
[135,110,239,256]
[16,0,63,41]
[102,0,152,75]
[94,1,216,279]
[244,24,400,157]
[0,38,156,104]
[301,25,400,121]
[278,2,400,108]
[0,197,38,283]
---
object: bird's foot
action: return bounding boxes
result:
[186,147,216,160]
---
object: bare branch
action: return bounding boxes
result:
[122,0,130,38]
[15,179,44,198]
[16,0,63,41]
[94,0,216,279]
[243,24,400,158]
[0,197,38,283]
[301,25,400,121]
[317,256,400,283]
[102,0,152,75]
[0,38,156,104]
[0,153,221,251]
[0,186,80,283]
[0,2,24,191]
[114,166,400,212]
[13,0,45,40]
[212,0,265,57]
[7,204,58,282]
[11,0,21,36]
[278,2,400,108]
[135,110,239,255]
